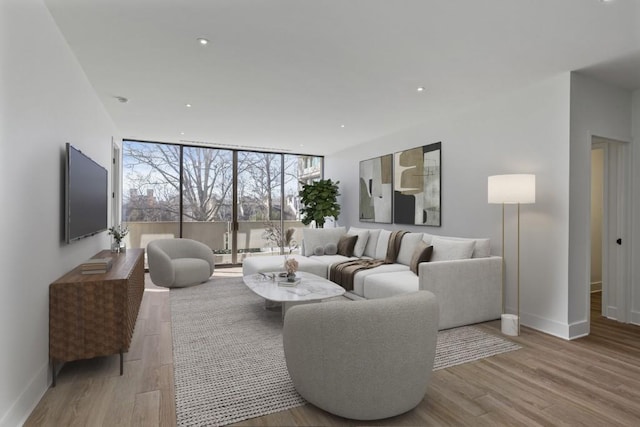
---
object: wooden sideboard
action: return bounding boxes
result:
[49,248,145,386]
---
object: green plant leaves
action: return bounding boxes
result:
[299,179,340,228]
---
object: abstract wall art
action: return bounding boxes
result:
[393,142,441,226]
[359,154,393,223]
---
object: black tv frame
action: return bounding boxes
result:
[64,143,108,243]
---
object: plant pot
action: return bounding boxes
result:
[111,241,126,253]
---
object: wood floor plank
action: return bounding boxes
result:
[132,390,161,427]
[103,359,145,427]
[25,277,640,426]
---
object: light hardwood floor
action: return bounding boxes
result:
[26,276,640,426]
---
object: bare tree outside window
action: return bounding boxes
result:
[122,139,323,261]
[123,142,233,222]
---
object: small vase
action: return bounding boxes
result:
[111,241,121,253]
[287,272,297,282]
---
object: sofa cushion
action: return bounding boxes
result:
[470,238,490,258]
[363,229,381,258]
[308,254,356,266]
[347,227,370,257]
[410,242,433,274]
[302,227,346,256]
[363,271,419,299]
[430,237,475,262]
[352,263,410,297]
[337,234,358,257]
[423,233,490,258]
[396,233,425,266]
[313,246,325,256]
[375,229,392,259]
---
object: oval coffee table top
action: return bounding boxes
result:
[243,271,345,303]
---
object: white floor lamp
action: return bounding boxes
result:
[488,174,535,336]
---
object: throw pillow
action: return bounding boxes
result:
[347,227,370,257]
[410,241,433,274]
[337,234,358,257]
[301,227,346,256]
[396,233,426,266]
[430,237,476,262]
[363,229,381,258]
[313,246,325,256]
[374,229,392,259]
[324,243,338,255]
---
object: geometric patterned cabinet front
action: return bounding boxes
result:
[49,248,144,386]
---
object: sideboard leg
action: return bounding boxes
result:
[51,359,56,387]
[120,350,124,375]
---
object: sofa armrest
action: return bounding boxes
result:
[418,256,502,330]
[147,243,175,287]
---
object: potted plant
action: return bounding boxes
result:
[108,224,129,253]
[298,179,341,228]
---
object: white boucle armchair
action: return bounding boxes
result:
[147,238,215,288]
[283,291,439,420]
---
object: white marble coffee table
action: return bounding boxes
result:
[243,271,346,319]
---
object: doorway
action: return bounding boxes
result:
[590,136,631,323]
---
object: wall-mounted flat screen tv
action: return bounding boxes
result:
[65,143,108,243]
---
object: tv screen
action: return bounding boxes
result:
[65,143,108,243]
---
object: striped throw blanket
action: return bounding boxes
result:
[329,230,408,291]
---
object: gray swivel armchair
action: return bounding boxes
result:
[147,238,215,288]
[283,291,439,420]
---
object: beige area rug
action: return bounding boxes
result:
[170,278,521,427]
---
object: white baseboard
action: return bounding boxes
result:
[0,361,49,427]
[631,310,640,325]
[606,306,619,320]
[568,320,590,339]
[513,310,573,340]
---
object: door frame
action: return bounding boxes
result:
[111,137,122,227]
[591,136,631,323]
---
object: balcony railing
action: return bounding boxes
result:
[122,220,305,265]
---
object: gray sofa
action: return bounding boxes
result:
[242,226,502,330]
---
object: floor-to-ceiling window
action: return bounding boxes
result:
[122,140,322,266]
[181,146,234,261]
[122,141,181,265]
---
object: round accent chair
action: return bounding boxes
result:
[147,238,215,288]
[283,291,439,420]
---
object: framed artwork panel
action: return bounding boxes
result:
[359,154,393,223]
[393,142,441,226]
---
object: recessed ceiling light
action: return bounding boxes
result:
[299,144,304,147]
[417,87,425,92]
[186,103,192,108]
[197,38,209,45]
[340,124,345,128]
[180,132,185,135]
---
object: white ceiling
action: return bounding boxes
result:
[44,0,640,155]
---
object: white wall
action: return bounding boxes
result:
[327,74,573,338]
[568,73,632,336]
[632,90,640,325]
[0,1,119,425]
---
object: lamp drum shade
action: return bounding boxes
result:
[488,174,536,204]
